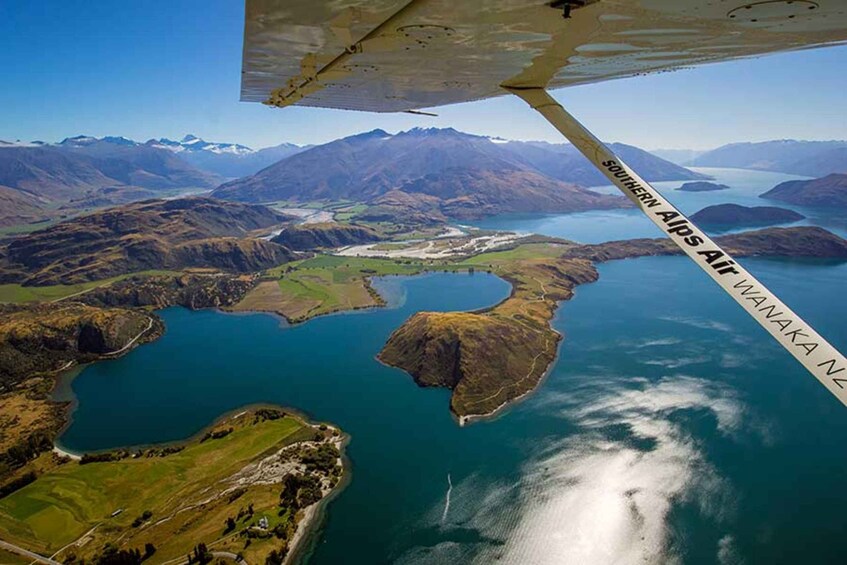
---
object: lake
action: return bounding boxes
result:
[469,167,847,242]
[58,167,847,563]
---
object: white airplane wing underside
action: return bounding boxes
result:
[242,0,847,112]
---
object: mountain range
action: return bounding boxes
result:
[0,138,219,227]
[0,134,307,227]
[687,140,847,176]
[9,129,843,230]
[211,128,706,219]
[147,135,306,178]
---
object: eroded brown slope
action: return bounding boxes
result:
[272,222,383,251]
[2,197,297,285]
[0,302,163,476]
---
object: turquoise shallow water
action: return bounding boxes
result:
[58,167,847,563]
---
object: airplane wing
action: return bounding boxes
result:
[242,0,847,112]
[240,0,847,405]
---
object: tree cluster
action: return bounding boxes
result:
[1,431,52,471]
[93,543,155,565]
[0,470,36,499]
[187,543,212,565]
[200,427,233,442]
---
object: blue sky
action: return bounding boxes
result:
[1,0,845,150]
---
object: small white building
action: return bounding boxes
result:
[258,516,269,530]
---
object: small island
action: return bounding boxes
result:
[676,181,730,192]
[690,203,805,227]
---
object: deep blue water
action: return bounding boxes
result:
[58,262,847,564]
[58,167,847,563]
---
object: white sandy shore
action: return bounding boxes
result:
[52,445,81,461]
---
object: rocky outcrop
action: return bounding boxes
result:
[0,302,162,388]
[1,197,297,285]
[272,222,383,251]
[379,311,553,417]
[80,273,257,310]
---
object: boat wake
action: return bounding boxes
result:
[441,473,453,524]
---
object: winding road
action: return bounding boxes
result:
[0,539,62,565]
[102,316,154,357]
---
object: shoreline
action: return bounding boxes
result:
[53,396,331,456]
[454,299,574,425]
[234,270,487,326]
[54,376,350,564]
[44,402,350,564]
[285,431,352,565]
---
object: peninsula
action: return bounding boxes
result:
[760,173,847,208]
[0,406,346,565]
[378,226,847,420]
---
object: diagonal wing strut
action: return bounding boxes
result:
[506,87,847,406]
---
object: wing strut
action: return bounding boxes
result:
[506,87,847,407]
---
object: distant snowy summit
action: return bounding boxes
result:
[149,134,257,156]
[0,139,48,147]
[0,134,306,179]
[145,135,306,178]
[2,133,300,159]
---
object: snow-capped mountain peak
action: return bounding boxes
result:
[101,136,138,146]
[0,140,48,148]
[151,135,255,155]
[59,135,99,147]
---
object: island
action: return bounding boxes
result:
[690,203,805,227]
[675,181,730,192]
[760,173,847,208]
